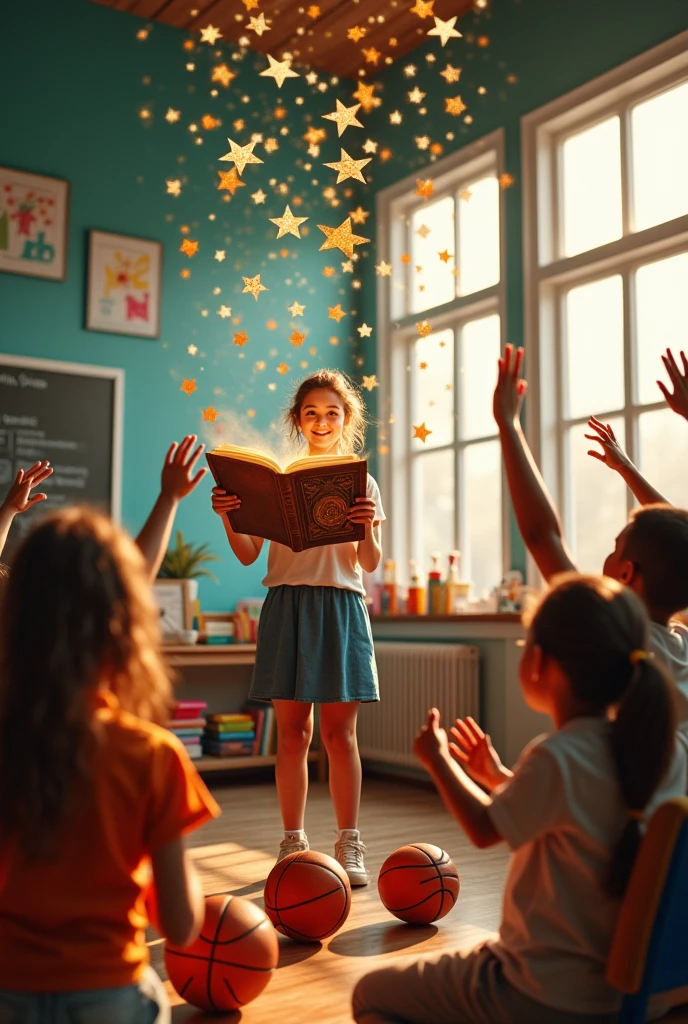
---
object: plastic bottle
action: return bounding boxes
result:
[406,560,427,615]
[427,551,444,614]
[382,558,398,615]
[444,550,460,614]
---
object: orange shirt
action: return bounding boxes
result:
[0,690,220,991]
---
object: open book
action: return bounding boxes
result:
[206,444,368,552]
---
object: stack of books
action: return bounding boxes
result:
[203,712,257,757]
[167,700,207,761]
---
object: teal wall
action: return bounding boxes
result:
[0,0,366,608]
[357,0,688,574]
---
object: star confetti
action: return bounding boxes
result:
[341,260,353,272]
[180,378,197,395]
[200,24,222,44]
[416,224,431,238]
[214,250,226,262]
[362,47,382,64]
[165,108,181,123]
[166,179,182,196]
[361,374,379,391]
[217,168,246,195]
[352,81,377,113]
[440,64,462,83]
[260,54,299,89]
[323,266,336,277]
[179,239,198,257]
[212,64,236,87]
[438,249,453,263]
[264,138,279,153]
[242,0,259,8]
[277,362,290,375]
[290,330,306,346]
[201,114,221,130]
[357,323,373,337]
[328,304,346,322]
[445,96,467,116]
[304,126,327,145]
[415,179,434,199]
[252,189,267,204]
[411,0,435,17]
[362,139,378,154]
[500,172,516,189]
[408,87,426,104]
[427,15,462,46]
[217,305,232,318]
[203,406,218,422]
[307,4,321,17]
[416,319,433,337]
[350,206,370,224]
[248,12,270,35]
[413,422,432,443]
[266,319,278,330]
[376,261,392,276]
[318,218,370,259]
[324,148,371,184]
[323,100,363,137]
[389,110,403,125]
[233,330,249,346]
[220,138,264,176]
[187,344,197,355]
[242,274,268,300]
[269,204,309,239]
[347,25,366,42]
[288,300,305,316]
[460,188,472,202]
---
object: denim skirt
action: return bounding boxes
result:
[249,584,379,704]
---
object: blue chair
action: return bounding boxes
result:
[606,797,688,1023]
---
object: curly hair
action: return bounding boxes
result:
[286,368,369,456]
[0,508,173,860]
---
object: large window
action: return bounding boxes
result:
[377,132,507,597]
[523,32,688,574]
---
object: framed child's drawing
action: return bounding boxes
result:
[86,230,162,339]
[0,167,69,281]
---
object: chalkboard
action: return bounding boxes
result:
[0,354,123,559]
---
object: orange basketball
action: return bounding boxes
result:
[264,850,351,942]
[378,843,460,924]
[165,893,278,1012]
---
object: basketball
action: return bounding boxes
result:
[264,849,351,942]
[164,893,278,1012]
[378,843,460,925]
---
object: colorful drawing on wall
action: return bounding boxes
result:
[0,167,69,281]
[86,230,162,338]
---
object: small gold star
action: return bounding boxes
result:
[347,25,366,42]
[252,189,267,204]
[220,137,264,176]
[264,138,279,153]
[460,188,472,202]
[413,422,432,443]
[417,319,432,337]
[233,330,249,346]
[389,110,403,125]
[361,374,379,391]
[212,64,235,88]
[352,81,377,113]
[411,0,435,17]
[201,114,221,130]
[266,319,278,330]
[445,96,467,116]
[408,87,426,104]
[328,304,346,322]
[318,218,370,259]
[307,4,321,16]
[362,46,382,64]
[350,206,370,224]
[323,148,371,185]
[136,27,149,39]
[440,64,462,83]
[290,330,306,346]
[166,179,182,196]
[242,274,268,300]
[500,172,516,189]
[180,378,197,395]
[401,253,411,264]
[288,301,305,317]
[187,344,197,355]
[203,406,218,422]
[217,168,246,194]
[415,179,434,199]
[165,107,181,123]
[427,15,462,46]
[323,99,363,137]
[180,268,191,279]
[217,305,232,318]
[362,138,378,154]
[199,24,222,44]
[260,54,299,89]
[248,12,270,35]
[438,250,453,263]
[242,0,259,8]
[419,361,428,370]
[269,204,309,239]
[341,260,354,273]
[179,239,198,257]
[357,323,373,338]
[214,250,226,262]
[376,262,392,276]
[416,224,431,238]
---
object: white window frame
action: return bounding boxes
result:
[375,129,509,586]
[522,30,688,581]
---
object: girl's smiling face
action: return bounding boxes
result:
[297,387,348,454]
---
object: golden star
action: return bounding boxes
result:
[252,189,267,204]
[347,25,366,42]
[203,406,218,422]
[389,110,403,125]
[408,87,426,104]
[323,148,371,184]
[165,107,181,123]
[248,12,270,35]
[242,274,268,301]
[350,206,370,224]
[200,24,222,44]
[214,250,226,262]
[362,46,382,64]
[219,138,264,176]
[376,261,392,276]
[307,4,321,17]
[416,223,431,238]
[341,260,354,273]
[419,361,428,370]
[401,253,411,264]
[445,96,467,116]
[352,80,377,113]
[269,204,309,239]
[242,0,259,8]
[362,138,378,154]
[438,249,453,263]
[318,218,370,259]
[500,172,516,189]
[179,239,198,257]
[187,344,197,355]
[233,330,249,346]
[415,179,434,199]
[361,374,379,391]
[427,15,462,46]
[440,63,462,83]
[217,305,232,318]
[416,135,431,150]
[276,362,289,375]
[417,320,433,338]
[357,323,373,338]
[217,168,246,195]
[212,63,235,88]
[264,137,279,153]
[290,329,306,346]
[180,269,191,279]
[260,54,299,89]
[266,319,278,330]
[322,99,363,137]
[288,300,305,317]
[304,126,327,145]
[180,378,197,395]
[166,179,182,196]
[410,0,435,17]
[413,422,432,443]
[328,304,346,322]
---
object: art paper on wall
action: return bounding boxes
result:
[86,229,162,338]
[0,167,69,281]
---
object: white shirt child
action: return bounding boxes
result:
[650,621,688,745]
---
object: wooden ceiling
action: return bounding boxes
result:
[90,0,476,79]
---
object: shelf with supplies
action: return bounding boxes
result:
[162,643,257,667]
[192,751,322,774]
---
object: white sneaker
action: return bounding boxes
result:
[334,828,369,887]
[276,831,309,864]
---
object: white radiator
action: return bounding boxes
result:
[357,642,480,768]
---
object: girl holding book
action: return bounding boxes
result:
[211,369,384,885]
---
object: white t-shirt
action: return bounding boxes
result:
[262,474,385,595]
[487,717,687,1015]
[650,620,688,741]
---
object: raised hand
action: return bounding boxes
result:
[449,717,507,791]
[1,461,53,514]
[493,344,527,429]
[211,486,241,516]
[413,708,449,769]
[584,416,631,473]
[658,349,688,422]
[160,436,206,501]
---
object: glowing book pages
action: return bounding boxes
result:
[206,445,368,552]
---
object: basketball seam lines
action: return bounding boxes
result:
[267,853,349,940]
[207,895,231,1011]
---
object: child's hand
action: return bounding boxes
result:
[1,461,53,515]
[211,486,241,516]
[413,708,449,769]
[347,497,376,528]
[493,344,527,429]
[449,717,505,790]
[161,436,206,501]
[658,348,688,421]
[584,417,631,472]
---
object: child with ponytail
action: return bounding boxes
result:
[353,574,686,1024]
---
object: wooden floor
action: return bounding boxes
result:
[149,775,688,1023]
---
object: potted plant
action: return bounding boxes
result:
[158,529,220,605]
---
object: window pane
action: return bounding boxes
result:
[460,314,500,440]
[462,441,502,599]
[410,196,455,313]
[561,117,622,257]
[638,408,688,508]
[632,81,688,232]
[412,328,454,449]
[636,252,688,406]
[458,176,499,296]
[564,275,624,419]
[568,419,627,573]
[413,448,455,572]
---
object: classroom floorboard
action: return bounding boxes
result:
[148,776,688,1023]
